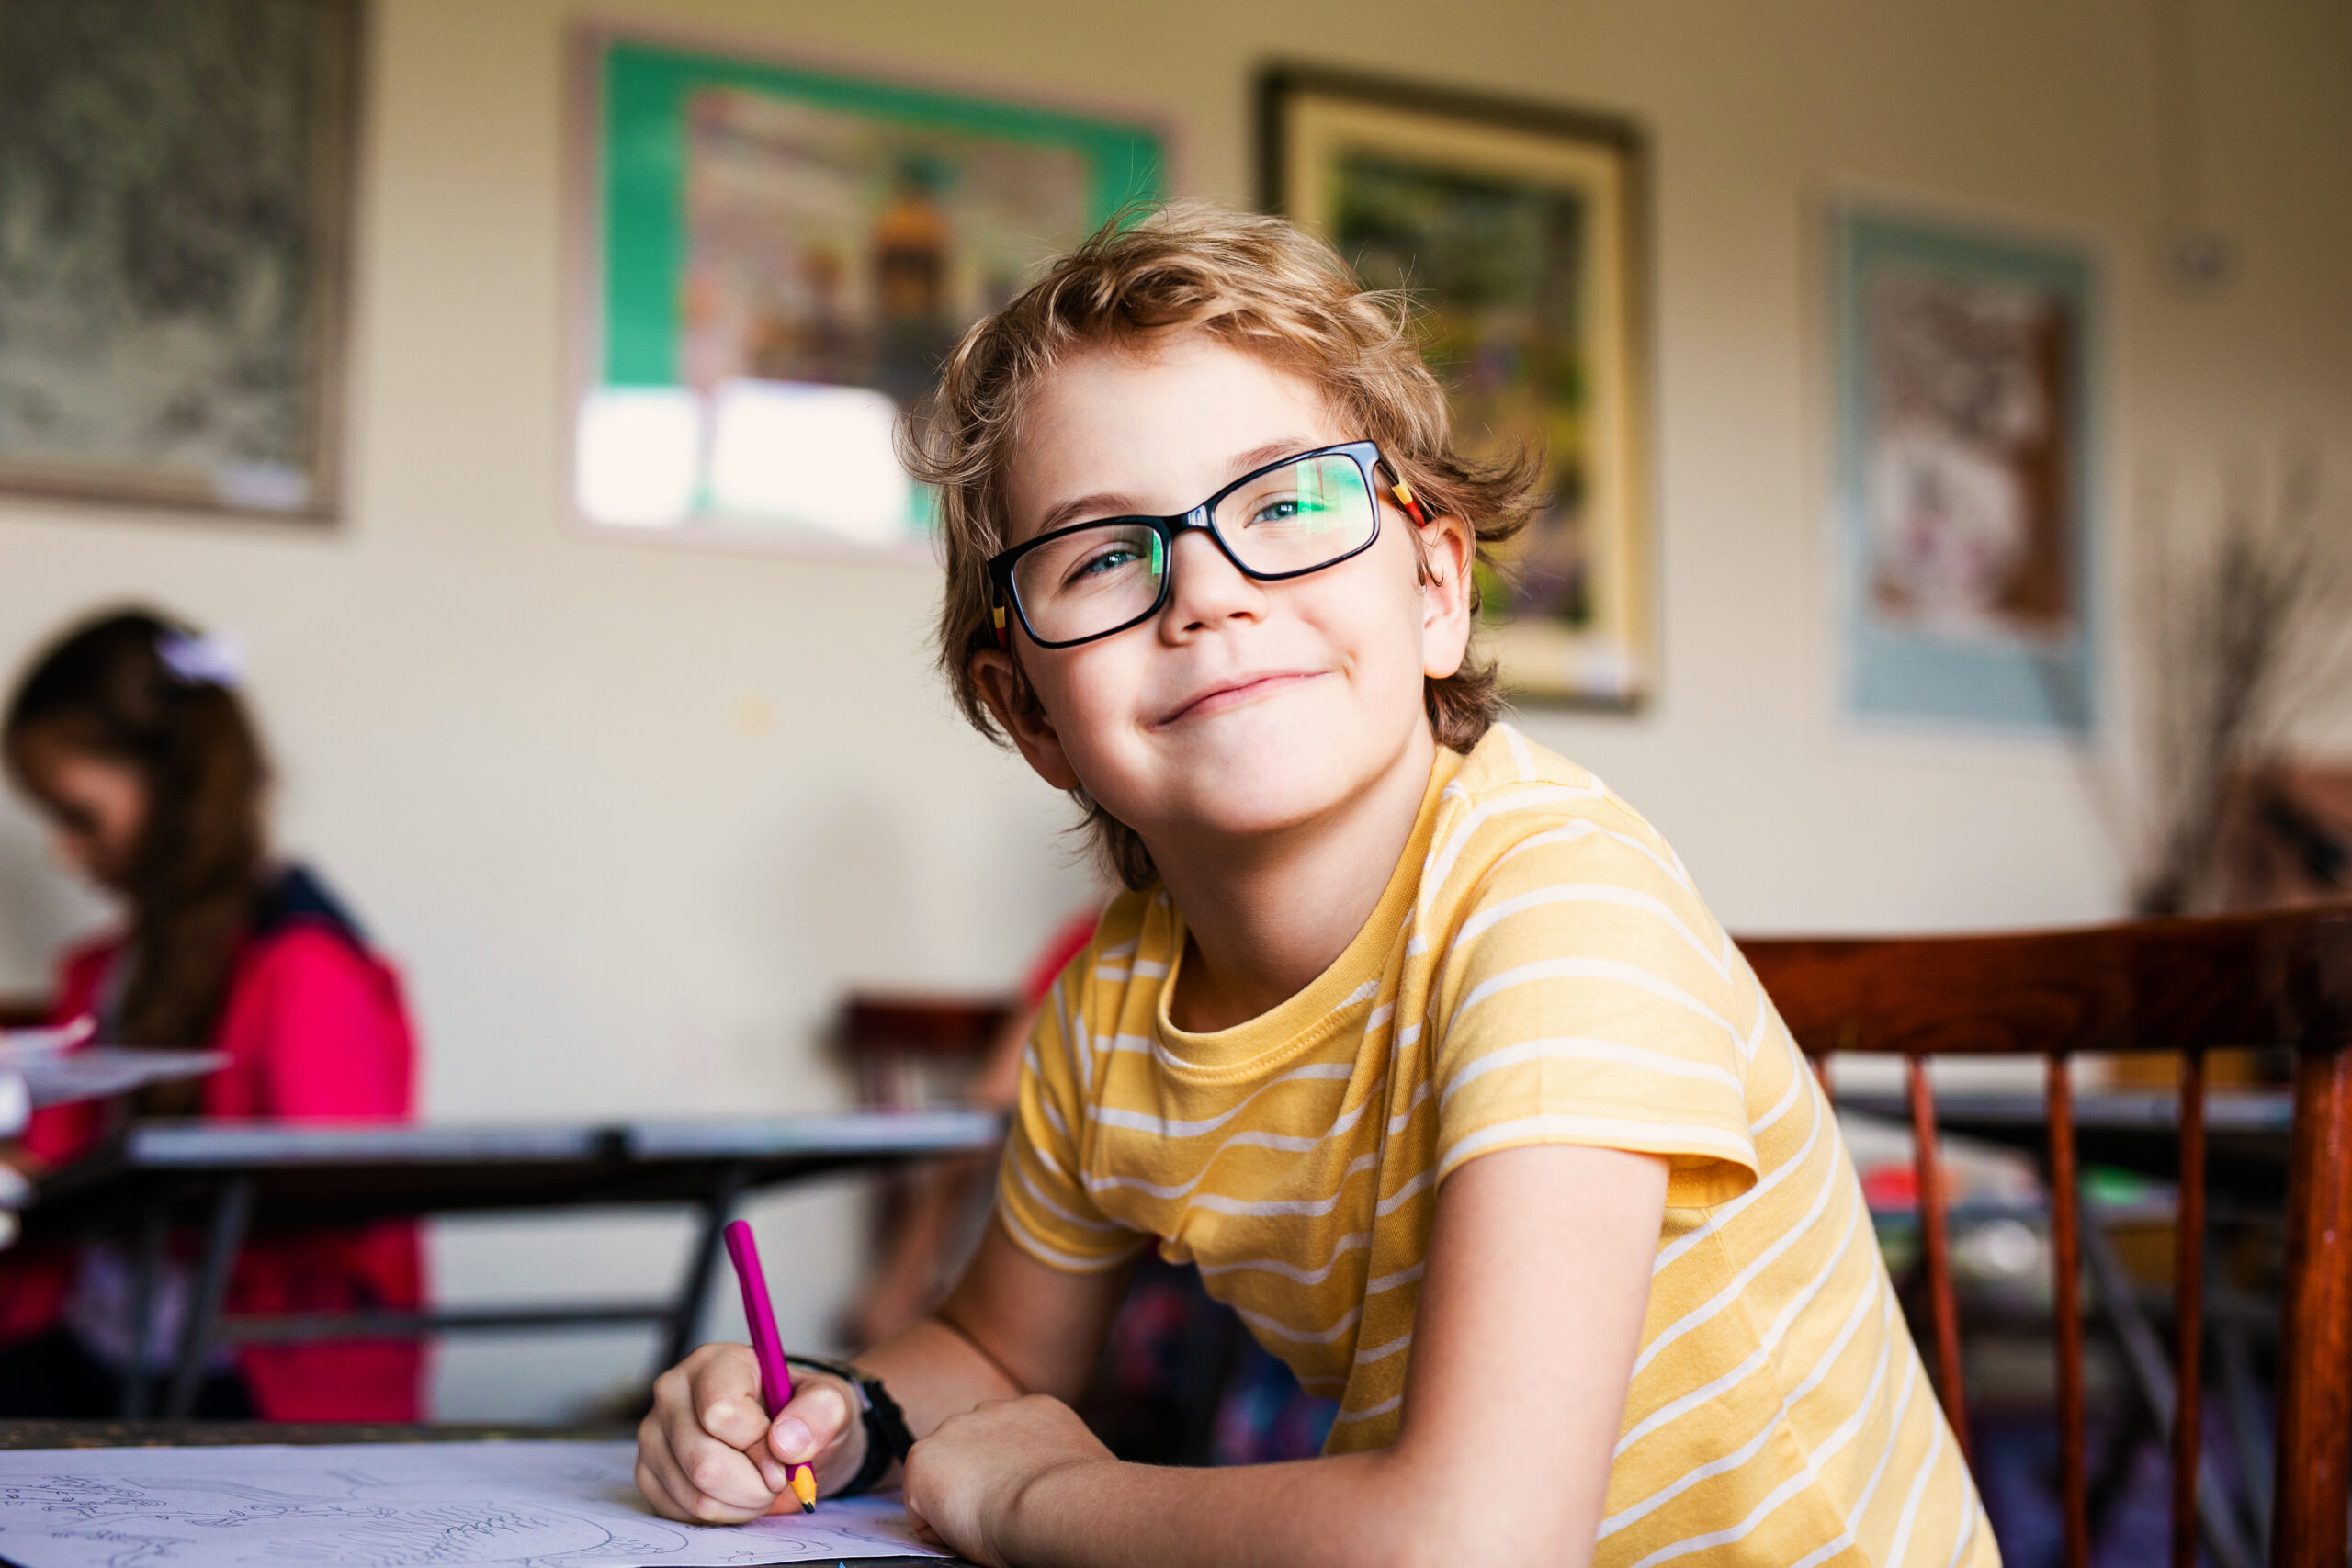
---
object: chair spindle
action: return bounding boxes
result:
[1905,1055,1971,1468]
[2047,1053,2090,1568]
[2170,1048,2207,1568]
[2271,1041,2352,1568]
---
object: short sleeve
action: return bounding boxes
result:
[992,971,1149,1272]
[1427,807,1761,1208]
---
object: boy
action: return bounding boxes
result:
[637,205,1995,1568]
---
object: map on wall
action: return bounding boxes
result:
[0,0,359,519]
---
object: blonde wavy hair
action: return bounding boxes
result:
[907,201,1546,888]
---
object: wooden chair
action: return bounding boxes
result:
[1741,903,2352,1568]
[839,992,1012,1111]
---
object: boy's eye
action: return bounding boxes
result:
[1063,541,1146,587]
[1248,492,1333,529]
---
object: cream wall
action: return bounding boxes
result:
[1,0,2345,1418]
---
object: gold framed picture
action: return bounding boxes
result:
[1261,67,1653,708]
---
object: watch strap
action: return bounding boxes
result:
[784,1355,915,1496]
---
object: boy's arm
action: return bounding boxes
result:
[906,1142,1666,1568]
[635,1217,1133,1523]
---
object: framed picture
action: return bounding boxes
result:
[0,0,361,521]
[571,30,1166,552]
[1261,66,1652,708]
[1832,204,2098,733]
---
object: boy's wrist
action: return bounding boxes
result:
[1001,1453,1117,1562]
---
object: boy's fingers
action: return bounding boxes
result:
[904,1489,939,1543]
[664,1430,776,1520]
[635,1438,723,1524]
[644,1411,780,1518]
[636,1452,718,1525]
[684,1348,775,1449]
[636,1346,797,1524]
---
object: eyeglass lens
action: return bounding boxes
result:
[1009,452,1375,644]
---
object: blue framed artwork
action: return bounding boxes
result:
[1834,207,2098,733]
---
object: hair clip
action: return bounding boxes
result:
[155,629,246,690]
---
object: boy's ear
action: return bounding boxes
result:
[1416,511,1476,681]
[969,648,1083,791]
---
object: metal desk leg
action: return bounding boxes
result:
[2215,1316,2273,1547]
[119,1200,171,1418]
[654,1163,749,1378]
[2079,1213,2258,1568]
[164,1178,251,1419]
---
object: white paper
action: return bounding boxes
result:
[0,1440,947,1567]
[0,1026,224,1114]
[17,1048,226,1110]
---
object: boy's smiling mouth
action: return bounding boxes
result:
[1151,670,1325,728]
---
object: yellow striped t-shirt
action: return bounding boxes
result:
[998,725,1995,1567]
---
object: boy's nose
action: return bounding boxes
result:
[1161,528,1267,635]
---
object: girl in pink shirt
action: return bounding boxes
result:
[0,608,423,1419]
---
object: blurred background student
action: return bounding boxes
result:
[0,608,423,1419]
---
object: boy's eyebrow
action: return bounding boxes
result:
[1027,438,1329,536]
[1225,438,1322,478]
[1033,491,1143,536]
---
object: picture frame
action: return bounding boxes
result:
[0,0,362,523]
[1260,66,1653,708]
[1830,201,2099,734]
[569,28,1167,555]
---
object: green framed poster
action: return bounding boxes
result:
[571,31,1166,548]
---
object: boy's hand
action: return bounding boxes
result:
[634,1344,869,1523]
[901,1393,1112,1567]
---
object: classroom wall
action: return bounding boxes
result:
[1,0,2346,1418]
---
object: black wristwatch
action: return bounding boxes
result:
[785,1354,916,1496]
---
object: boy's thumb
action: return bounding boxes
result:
[769,1380,851,1463]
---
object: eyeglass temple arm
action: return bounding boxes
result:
[1387,472,1430,526]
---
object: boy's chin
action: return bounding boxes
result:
[1163,753,1407,842]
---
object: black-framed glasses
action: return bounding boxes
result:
[987,441,1391,649]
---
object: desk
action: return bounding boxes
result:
[1838,1087,2292,1204]
[0,1419,624,1448]
[18,1111,1004,1419]
[0,1420,967,1567]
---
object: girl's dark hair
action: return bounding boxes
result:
[3,609,270,1081]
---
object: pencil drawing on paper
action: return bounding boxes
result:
[0,1441,942,1568]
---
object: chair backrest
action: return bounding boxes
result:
[838,992,1012,1110]
[1742,903,2352,1568]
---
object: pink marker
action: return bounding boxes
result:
[722,1218,818,1513]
